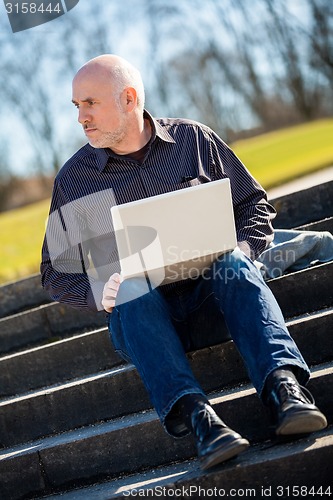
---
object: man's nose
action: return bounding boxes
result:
[78,107,90,124]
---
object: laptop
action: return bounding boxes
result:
[111,178,237,286]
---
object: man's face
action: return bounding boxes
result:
[72,68,128,150]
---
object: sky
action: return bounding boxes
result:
[0,0,318,177]
[0,0,148,176]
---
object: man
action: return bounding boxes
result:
[41,54,327,471]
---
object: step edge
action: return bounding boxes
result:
[1,363,332,460]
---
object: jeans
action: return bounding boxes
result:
[108,248,310,436]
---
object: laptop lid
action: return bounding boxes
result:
[111,178,236,286]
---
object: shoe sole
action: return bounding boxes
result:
[276,410,328,436]
[200,438,250,471]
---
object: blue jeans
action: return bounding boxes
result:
[108,248,310,436]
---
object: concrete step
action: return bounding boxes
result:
[0,274,51,319]
[286,307,333,367]
[0,328,123,398]
[0,364,331,500]
[268,261,333,318]
[297,216,333,234]
[1,307,332,448]
[1,181,332,500]
[271,180,333,228]
[0,302,106,355]
[36,426,333,500]
[11,307,333,396]
[1,303,332,399]
[1,260,332,356]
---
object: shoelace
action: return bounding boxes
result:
[194,406,224,442]
[278,381,315,405]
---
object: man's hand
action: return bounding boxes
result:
[102,273,123,313]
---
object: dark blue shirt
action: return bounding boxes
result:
[41,110,276,311]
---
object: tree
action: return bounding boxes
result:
[0,0,332,181]
[0,2,117,177]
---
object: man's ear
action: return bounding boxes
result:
[124,87,137,111]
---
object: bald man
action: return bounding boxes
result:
[41,55,327,471]
[72,55,148,152]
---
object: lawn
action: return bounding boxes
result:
[1,118,333,285]
[0,199,50,284]
[232,118,333,187]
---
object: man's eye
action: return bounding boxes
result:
[88,101,95,106]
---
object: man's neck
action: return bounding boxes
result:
[140,117,152,148]
[111,116,152,156]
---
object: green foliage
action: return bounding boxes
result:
[0,119,333,285]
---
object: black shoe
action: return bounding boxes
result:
[267,376,327,436]
[191,403,249,470]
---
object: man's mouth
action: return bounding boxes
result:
[84,126,97,134]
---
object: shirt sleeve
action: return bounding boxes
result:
[209,131,276,259]
[40,179,105,312]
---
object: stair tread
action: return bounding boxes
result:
[0,365,132,405]
[0,407,156,459]
[1,258,332,359]
[271,179,333,228]
[1,306,333,401]
[1,303,331,362]
[0,181,332,500]
[1,363,332,459]
[0,327,108,362]
[33,426,333,499]
[0,319,332,451]
[0,382,261,462]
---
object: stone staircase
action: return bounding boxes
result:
[0,181,332,500]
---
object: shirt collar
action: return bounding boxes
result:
[94,109,175,172]
[146,109,176,144]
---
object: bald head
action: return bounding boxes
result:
[74,54,145,111]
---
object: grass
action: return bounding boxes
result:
[1,118,333,285]
[232,118,333,187]
[0,199,50,284]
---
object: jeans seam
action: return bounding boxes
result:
[187,290,215,315]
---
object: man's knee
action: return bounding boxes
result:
[115,276,151,306]
[212,248,254,284]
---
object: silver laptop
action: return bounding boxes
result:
[111,178,236,287]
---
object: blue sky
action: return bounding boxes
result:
[0,0,155,175]
[0,0,316,177]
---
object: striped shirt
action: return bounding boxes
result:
[41,110,276,311]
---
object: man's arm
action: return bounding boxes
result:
[40,180,105,311]
[210,131,276,259]
[41,237,105,311]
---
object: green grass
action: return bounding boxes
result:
[1,118,333,285]
[0,199,50,284]
[232,118,333,188]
